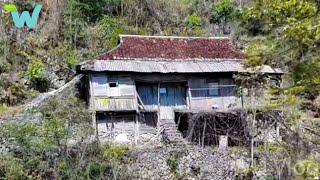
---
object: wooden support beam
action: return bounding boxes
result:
[157,82,161,128]
[187,87,192,110]
[219,135,228,151]
[135,114,140,145]
[92,111,98,140]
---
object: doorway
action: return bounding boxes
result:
[136,82,187,108]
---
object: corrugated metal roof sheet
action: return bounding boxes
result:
[81,59,242,73]
[80,60,283,74]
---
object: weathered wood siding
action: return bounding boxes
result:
[90,74,138,111]
[136,83,158,110]
[188,78,241,110]
[88,72,241,112]
[136,82,187,111]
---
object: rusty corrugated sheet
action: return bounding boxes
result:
[98,35,244,60]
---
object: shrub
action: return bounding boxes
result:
[3,160,29,180]
[167,152,183,178]
[294,159,320,179]
[187,14,202,27]
[85,162,104,179]
[1,78,28,105]
[211,0,237,24]
[64,48,80,69]
[101,143,130,161]
[23,59,50,92]
[0,103,8,114]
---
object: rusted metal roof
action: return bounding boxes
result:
[79,35,282,74]
[98,35,244,61]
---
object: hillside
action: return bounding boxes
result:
[0,0,244,110]
[0,0,320,179]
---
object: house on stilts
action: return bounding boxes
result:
[77,35,283,145]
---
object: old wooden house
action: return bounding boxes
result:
[77,35,282,144]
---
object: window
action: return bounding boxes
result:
[208,82,219,96]
[107,82,120,96]
[92,75,108,96]
[159,88,167,94]
[109,82,118,88]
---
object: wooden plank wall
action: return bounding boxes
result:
[188,78,240,110]
[89,74,138,111]
[88,72,241,112]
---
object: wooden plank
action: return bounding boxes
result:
[93,97,137,111]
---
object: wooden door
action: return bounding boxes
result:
[159,83,187,107]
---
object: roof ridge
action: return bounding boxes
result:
[119,34,230,40]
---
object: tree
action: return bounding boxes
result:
[239,0,320,98]
[211,0,238,34]
[237,0,320,178]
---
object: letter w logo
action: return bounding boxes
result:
[4,4,42,29]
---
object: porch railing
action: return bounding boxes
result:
[189,85,238,99]
[188,85,242,110]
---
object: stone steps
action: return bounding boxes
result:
[159,118,185,144]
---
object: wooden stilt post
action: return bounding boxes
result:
[135,114,139,145]
[219,135,228,151]
[92,111,98,140]
[157,82,161,129]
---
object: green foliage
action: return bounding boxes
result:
[211,0,237,24]
[255,144,282,154]
[0,119,67,179]
[187,14,202,27]
[230,146,250,154]
[0,0,239,107]
[167,152,183,179]
[3,4,17,12]
[239,0,320,98]
[64,45,80,69]
[4,161,28,180]
[167,156,179,173]
[23,59,45,80]
[23,59,50,92]
[77,0,120,23]
[97,17,123,48]
[101,143,130,161]
[0,103,8,114]
[0,75,27,105]
[237,166,262,180]
[85,162,104,179]
[64,0,88,47]
[294,159,320,179]
[236,2,320,178]
[185,13,205,36]
[96,16,147,49]
[39,96,92,125]
[293,58,320,96]
[0,96,133,179]
[0,35,10,73]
